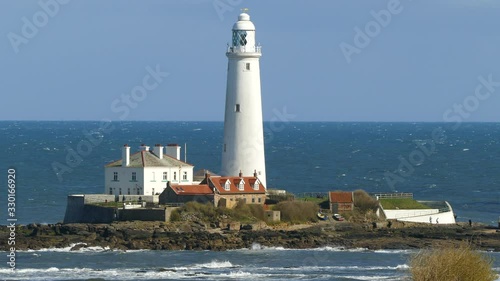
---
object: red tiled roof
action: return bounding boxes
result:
[170,184,213,195]
[329,191,353,203]
[207,176,265,194]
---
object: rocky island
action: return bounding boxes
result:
[2,220,500,252]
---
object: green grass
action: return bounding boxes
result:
[380,198,430,209]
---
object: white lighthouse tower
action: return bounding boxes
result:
[221,11,267,188]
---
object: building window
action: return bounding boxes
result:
[235,104,240,112]
[152,188,155,195]
[127,188,130,195]
[173,172,177,181]
[258,198,261,203]
[152,172,155,181]
[238,180,245,191]
[109,188,113,195]
[119,188,122,195]
[253,179,260,190]
[224,180,231,191]
[163,172,168,181]
[246,63,250,70]
[252,198,255,203]
[113,172,118,181]
[132,172,136,181]
[183,171,187,180]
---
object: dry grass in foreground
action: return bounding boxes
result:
[410,243,497,281]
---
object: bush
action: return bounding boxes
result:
[353,190,379,212]
[274,201,319,224]
[227,200,264,223]
[176,201,223,222]
[169,209,181,222]
[410,243,497,281]
[172,201,266,223]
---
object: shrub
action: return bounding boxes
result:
[274,201,319,224]
[342,208,378,223]
[169,209,181,222]
[353,190,379,212]
[247,204,265,221]
[410,243,497,281]
[176,201,223,222]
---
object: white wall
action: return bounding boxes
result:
[105,166,194,196]
[382,202,456,224]
[105,167,144,196]
[384,209,439,219]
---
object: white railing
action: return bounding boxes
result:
[227,46,262,53]
[373,193,413,199]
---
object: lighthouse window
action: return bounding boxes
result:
[235,104,241,112]
[232,30,247,46]
[246,63,250,70]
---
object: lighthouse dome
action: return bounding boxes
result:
[233,13,255,31]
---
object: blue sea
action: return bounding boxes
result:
[1,121,500,280]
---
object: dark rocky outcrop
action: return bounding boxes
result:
[1,221,500,252]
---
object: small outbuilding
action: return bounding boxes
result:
[159,182,214,205]
[329,191,354,213]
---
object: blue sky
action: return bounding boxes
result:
[1,0,499,122]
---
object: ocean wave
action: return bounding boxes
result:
[246,243,370,252]
[22,243,116,253]
[256,264,409,272]
[374,249,415,254]
[341,276,403,281]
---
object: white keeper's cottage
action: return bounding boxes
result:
[105,144,194,196]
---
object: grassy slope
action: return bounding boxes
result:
[379,198,430,209]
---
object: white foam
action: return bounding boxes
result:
[341,276,402,281]
[198,260,235,269]
[22,243,122,253]
[249,243,288,251]
[312,246,369,252]
[374,249,414,254]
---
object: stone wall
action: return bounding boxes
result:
[119,208,167,222]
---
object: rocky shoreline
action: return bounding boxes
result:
[1,221,500,252]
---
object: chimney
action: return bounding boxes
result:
[139,144,150,151]
[166,144,181,160]
[253,169,257,178]
[153,144,163,159]
[205,170,210,180]
[239,170,243,178]
[122,144,130,167]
